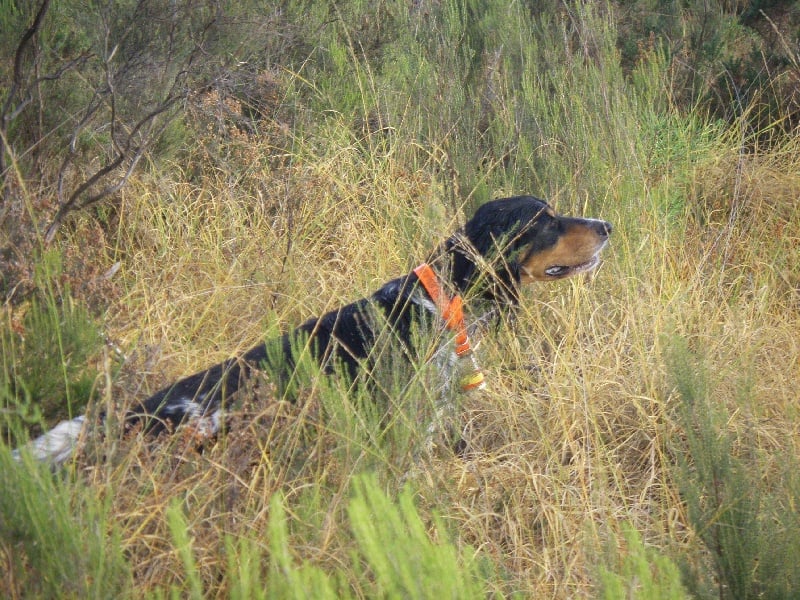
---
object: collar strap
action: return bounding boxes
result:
[413,263,485,392]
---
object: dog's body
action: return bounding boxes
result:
[15,196,611,464]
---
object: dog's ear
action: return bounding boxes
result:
[442,233,475,291]
[463,207,517,259]
[455,198,553,300]
[463,203,541,270]
[444,229,522,303]
[463,198,546,258]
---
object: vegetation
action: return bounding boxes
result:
[2,0,800,597]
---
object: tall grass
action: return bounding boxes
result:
[0,448,130,597]
[2,0,800,597]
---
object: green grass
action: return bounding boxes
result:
[0,447,131,597]
[599,521,687,599]
[2,1,800,597]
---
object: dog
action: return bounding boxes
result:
[15,195,611,464]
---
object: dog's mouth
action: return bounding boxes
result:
[543,253,601,278]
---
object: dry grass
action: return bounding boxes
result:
[6,26,800,589]
[18,120,790,597]
[4,2,800,596]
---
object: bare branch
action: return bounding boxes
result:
[2,0,225,241]
[4,0,51,111]
[35,52,93,84]
[6,94,33,123]
[45,94,183,244]
[1,0,52,190]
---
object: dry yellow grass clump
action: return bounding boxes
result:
[40,125,793,598]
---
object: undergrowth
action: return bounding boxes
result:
[667,337,800,599]
[1,249,102,444]
[2,1,800,597]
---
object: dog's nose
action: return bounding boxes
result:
[596,221,612,237]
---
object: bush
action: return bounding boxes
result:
[165,474,494,598]
[1,250,102,443]
[667,337,800,599]
[0,447,130,597]
[598,521,687,600]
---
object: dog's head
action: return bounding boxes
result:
[448,195,612,300]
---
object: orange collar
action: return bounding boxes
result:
[413,263,485,392]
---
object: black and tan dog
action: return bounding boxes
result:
[17,195,611,463]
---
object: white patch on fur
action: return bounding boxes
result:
[192,408,222,438]
[411,294,438,315]
[13,416,86,465]
[165,397,221,439]
[164,397,204,419]
[411,289,490,450]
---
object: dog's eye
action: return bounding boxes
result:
[545,219,561,232]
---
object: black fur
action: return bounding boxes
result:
[128,196,611,433]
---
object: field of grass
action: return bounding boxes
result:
[3,1,800,598]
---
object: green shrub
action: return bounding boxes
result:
[667,337,800,599]
[166,474,494,598]
[1,251,102,443]
[348,473,488,598]
[0,447,130,597]
[598,522,687,600]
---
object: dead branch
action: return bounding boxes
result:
[0,0,52,191]
[45,96,183,244]
[2,0,220,241]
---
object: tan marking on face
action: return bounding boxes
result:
[519,222,608,283]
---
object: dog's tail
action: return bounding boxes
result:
[11,416,87,465]
[12,342,278,466]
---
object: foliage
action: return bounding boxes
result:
[0,446,130,597]
[57,473,490,598]
[617,0,800,137]
[1,0,800,597]
[667,337,800,599]
[598,521,687,600]
[1,249,102,442]
[347,474,489,598]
